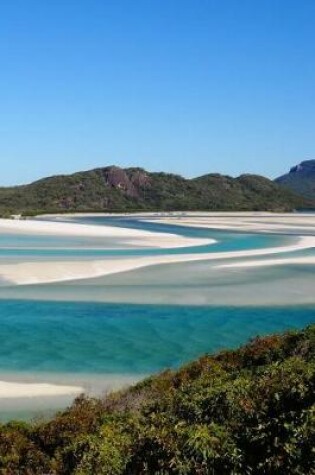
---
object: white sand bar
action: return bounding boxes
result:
[0,213,314,285]
[0,235,313,285]
[0,218,213,249]
[0,380,83,398]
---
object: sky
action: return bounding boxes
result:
[0,0,314,186]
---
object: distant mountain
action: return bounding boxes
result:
[275,160,315,201]
[0,165,310,216]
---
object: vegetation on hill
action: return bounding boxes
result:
[0,324,314,474]
[275,160,315,201]
[0,166,310,216]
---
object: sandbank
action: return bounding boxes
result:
[0,218,213,249]
[0,235,313,286]
[0,380,83,398]
[0,214,314,285]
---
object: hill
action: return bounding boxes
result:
[275,160,315,201]
[0,324,314,474]
[0,166,309,216]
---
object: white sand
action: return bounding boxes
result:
[0,218,213,249]
[0,214,313,286]
[0,218,151,237]
[0,235,313,285]
[217,256,315,269]
[0,380,83,398]
[0,373,146,403]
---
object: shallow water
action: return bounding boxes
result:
[0,222,293,260]
[0,300,313,375]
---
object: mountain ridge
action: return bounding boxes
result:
[0,165,311,215]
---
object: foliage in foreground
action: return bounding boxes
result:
[0,324,314,474]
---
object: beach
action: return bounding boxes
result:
[0,372,145,421]
[0,380,83,398]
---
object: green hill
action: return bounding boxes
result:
[0,324,314,474]
[0,166,310,216]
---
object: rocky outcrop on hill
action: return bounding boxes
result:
[275,160,315,201]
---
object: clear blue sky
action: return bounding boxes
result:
[0,0,314,185]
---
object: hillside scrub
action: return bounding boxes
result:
[0,166,311,216]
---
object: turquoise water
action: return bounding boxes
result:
[0,300,314,375]
[69,215,295,253]
[0,232,290,259]
[0,216,294,260]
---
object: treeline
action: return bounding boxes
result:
[0,324,314,474]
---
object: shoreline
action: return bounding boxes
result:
[36,210,315,218]
[0,372,144,401]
